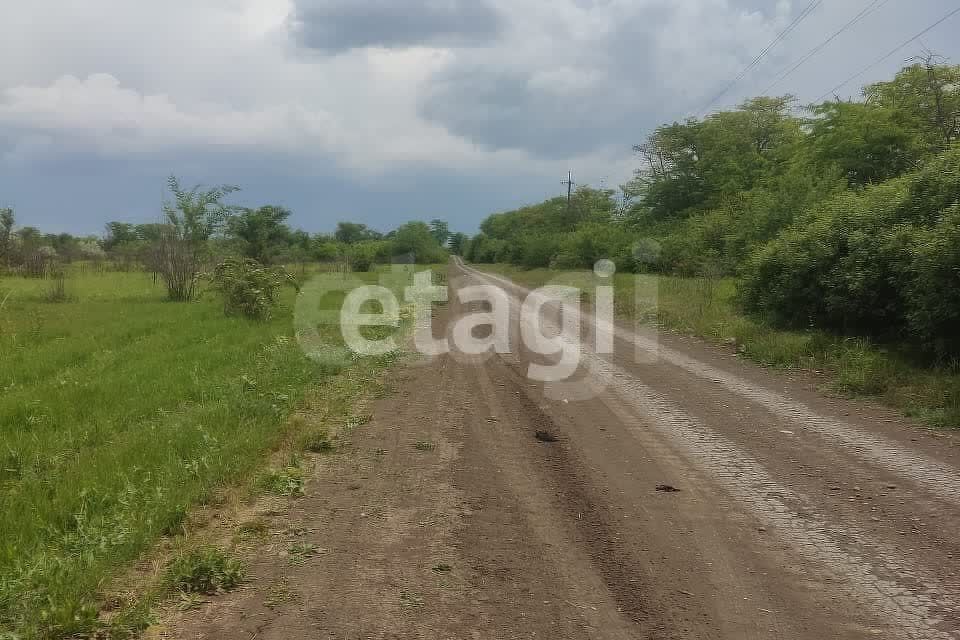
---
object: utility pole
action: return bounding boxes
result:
[562,171,574,209]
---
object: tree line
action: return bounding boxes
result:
[1,177,454,300]
[463,58,960,359]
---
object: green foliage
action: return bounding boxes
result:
[0,263,411,639]
[227,206,293,264]
[0,208,14,267]
[448,232,468,255]
[43,269,73,303]
[468,61,960,364]
[158,176,240,301]
[0,270,321,638]
[903,203,960,357]
[311,237,344,263]
[807,101,922,185]
[163,176,239,245]
[465,187,625,270]
[741,145,960,358]
[480,263,960,429]
[346,240,389,272]
[257,465,305,496]
[209,256,297,320]
[630,96,799,220]
[334,222,381,244]
[429,219,450,245]
[166,547,244,595]
[391,221,448,263]
[864,59,960,152]
[301,429,335,453]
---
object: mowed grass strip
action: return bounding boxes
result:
[0,269,396,638]
[475,264,960,428]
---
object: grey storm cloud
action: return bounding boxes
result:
[418,69,636,157]
[418,10,669,158]
[288,0,504,52]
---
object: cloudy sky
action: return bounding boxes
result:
[0,0,957,235]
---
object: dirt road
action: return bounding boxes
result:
[165,261,960,639]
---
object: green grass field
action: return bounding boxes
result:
[476,264,960,429]
[0,266,414,638]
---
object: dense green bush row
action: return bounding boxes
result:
[464,60,960,360]
[741,147,960,358]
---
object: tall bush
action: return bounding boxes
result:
[209,256,297,321]
[741,145,960,358]
[159,177,239,302]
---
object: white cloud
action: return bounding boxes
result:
[0,0,958,216]
[0,70,576,180]
[0,74,336,151]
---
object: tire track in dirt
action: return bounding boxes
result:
[161,262,960,639]
[466,351,695,639]
[459,260,960,640]
[465,262,960,508]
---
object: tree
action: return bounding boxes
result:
[226,205,292,264]
[158,176,239,301]
[0,208,14,267]
[311,234,343,263]
[135,223,167,243]
[392,221,446,263]
[630,119,706,218]
[334,222,380,244]
[16,226,42,249]
[448,232,468,256]
[163,176,238,244]
[864,58,960,152]
[629,96,799,221]
[429,219,450,246]
[103,222,138,252]
[807,101,921,185]
[346,240,388,272]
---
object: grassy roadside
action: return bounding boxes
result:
[474,264,960,429]
[0,267,416,638]
[103,346,405,638]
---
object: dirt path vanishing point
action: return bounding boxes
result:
[163,260,960,640]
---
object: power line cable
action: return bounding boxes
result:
[698,0,823,116]
[815,6,960,102]
[700,0,822,114]
[761,0,891,94]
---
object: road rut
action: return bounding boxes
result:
[163,261,960,639]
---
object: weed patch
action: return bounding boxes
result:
[257,466,305,497]
[344,414,373,430]
[165,547,244,595]
[301,429,335,453]
[236,519,269,541]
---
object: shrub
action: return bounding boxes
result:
[159,177,239,301]
[21,246,57,278]
[741,145,960,358]
[209,256,297,321]
[347,240,388,272]
[166,547,244,595]
[44,269,73,303]
[301,429,334,453]
[906,204,960,357]
[516,233,561,268]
